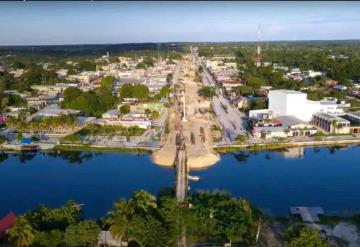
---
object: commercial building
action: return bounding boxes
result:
[250,90,345,122]
[312,112,350,134]
[101,109,152,129]
[252,115,317,139]
[312,112,360,134]
[345,112,360,134]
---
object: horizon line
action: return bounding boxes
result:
[1,38,360,48]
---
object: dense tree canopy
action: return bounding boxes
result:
[284,226,329,247]
[64,220,100,247]
[1,94,27,111]
[100,76,116,91]
[118,84,149,100]
[75,61,96,71]
[33,230,64,247]
[61,76,115,117]
[0,71,15,94]
[6,188,265,247]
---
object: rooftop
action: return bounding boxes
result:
[37,107,80,117]
[290,207,324,223]
[253,126,285,133]
[314,112,350,123]
[270,89,306,95]
[346,112,360,118]
[275,115,306,127]
[103,109,119,116]
[0,212,16,236]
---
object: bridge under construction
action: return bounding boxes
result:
[175,131,188,204]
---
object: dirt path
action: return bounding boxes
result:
[152,55,220,169]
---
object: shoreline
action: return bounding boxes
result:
[214,138,360,153]
[0,143,154,154]
[1,137,360,154]
[53,144,154,154]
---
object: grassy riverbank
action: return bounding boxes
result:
[214,139,360,153]
[54,144,153,154]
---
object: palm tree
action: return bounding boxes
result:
[129,190,157,213]
[331,120,337,133]
[106,192,157,247]
[106,200,133,247]
[8,216,34,247]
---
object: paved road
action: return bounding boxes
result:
[192,48,247,144]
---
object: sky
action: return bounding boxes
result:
[0,1,360,45]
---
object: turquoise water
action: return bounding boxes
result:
[0,146,359,218]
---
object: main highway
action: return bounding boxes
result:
[191,47,248,144]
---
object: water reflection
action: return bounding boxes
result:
[12,152,37,163]
[232,151,250,162]
[0,150,99,164]
[327,145,350,154]
[0,146,360,217]
[231,147,306,163]
[1,144,358,166]
[264,154,271,160]
[0,153,8,163]
[46,151,99,164]
[281,147,304,159]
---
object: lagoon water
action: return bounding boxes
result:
[0,146,360,218]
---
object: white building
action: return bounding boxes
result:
[250,90,344,122]
[304,70,324,78]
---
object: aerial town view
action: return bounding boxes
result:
[1,1,360,247]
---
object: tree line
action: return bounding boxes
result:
[2,188,332,247]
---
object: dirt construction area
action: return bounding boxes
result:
[152,55,220,169]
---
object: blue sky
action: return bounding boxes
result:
[0,1,360,45]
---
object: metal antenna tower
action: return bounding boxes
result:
[256,23,262,67]
[157,43,160,62]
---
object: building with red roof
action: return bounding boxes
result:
[0,212,16,238]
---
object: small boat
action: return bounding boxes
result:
[188,175,200,182]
